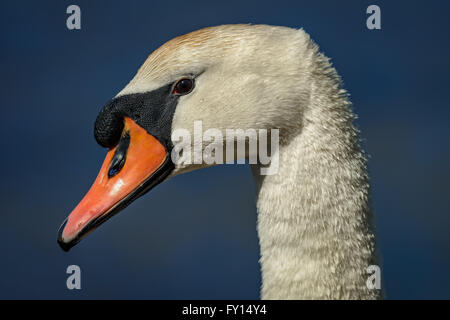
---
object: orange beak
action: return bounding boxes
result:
[57,117,173,251]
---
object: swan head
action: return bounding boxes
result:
[57,24,316,251]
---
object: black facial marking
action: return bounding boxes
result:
[94,83,179,151]
[108,132,130,178]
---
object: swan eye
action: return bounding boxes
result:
[172,78,194,95]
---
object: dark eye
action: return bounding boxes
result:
[172,78,194,95]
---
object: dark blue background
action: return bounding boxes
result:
[1,0,449,299]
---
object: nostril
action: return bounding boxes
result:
[108,132,130,178]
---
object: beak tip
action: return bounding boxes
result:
[57,237,72,252]
[57,219,73,252]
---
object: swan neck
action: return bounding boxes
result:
[253,90,380,299]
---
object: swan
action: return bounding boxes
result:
[57,24,380,299]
